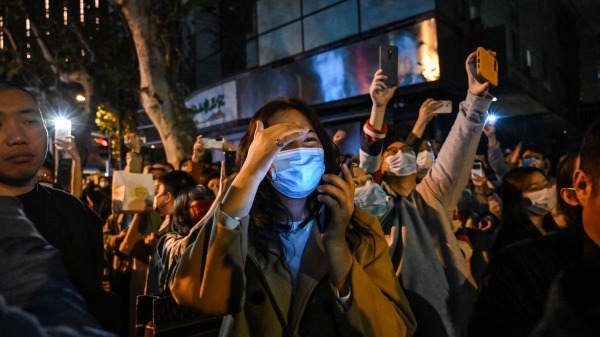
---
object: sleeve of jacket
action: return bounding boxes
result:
[405,132,423,154]
[468,246,543,337]
[102,214,121,253]
[0,197,116,337]
[333,208,417,337]
[359,120,387,175]
[487,141,510,180]
[171,206,249,315]
[417,92,492,221]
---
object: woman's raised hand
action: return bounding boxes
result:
[318,163,355,241]
[240,120,308,179]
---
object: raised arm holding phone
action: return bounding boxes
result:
[358,48,496,337]
[54,136,83,198]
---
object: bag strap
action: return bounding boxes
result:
[250,258,293,337]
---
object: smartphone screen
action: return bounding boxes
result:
[379,45,398,87]
[54,119,71,141]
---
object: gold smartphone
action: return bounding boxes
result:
[476,47,498,87]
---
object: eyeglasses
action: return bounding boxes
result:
[385,145,414,156]
[353,175,373,188]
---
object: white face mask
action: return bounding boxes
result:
[270,147,325,199]
[416,150,435,172]
[385,151,417,177]
[526,186,556,215]
[99,182,109,189]
[354,180,388,217]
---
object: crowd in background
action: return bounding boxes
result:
[0,49,599,337]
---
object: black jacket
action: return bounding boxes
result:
[468,219,600,337]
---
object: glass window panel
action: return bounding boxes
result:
[246,39,258,68]
[303,0,343,15]
[304,0,358,50]
[259,22,303,65]
[360,0,434,32]
[257,0,301,33]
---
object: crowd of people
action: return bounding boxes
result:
[0,49,598,337]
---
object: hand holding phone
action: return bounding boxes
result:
[379,45,398,87]
[476,47,498,87]
[318,155,353,233]
[431,100,452,114]
[471,162,483,178]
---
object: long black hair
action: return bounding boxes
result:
[171,184,215,236]
[236,97,374,266]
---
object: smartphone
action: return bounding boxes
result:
[432,100,452,114]
[379,45,398,87]
[476,47,498,87]
[318,155,354,233]
[54,119,71,142]
[124,135,146,144]
[224,151,236,176]
[203,137,224,150]
[471,162,483,178]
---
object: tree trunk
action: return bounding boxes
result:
[116,0,195,167]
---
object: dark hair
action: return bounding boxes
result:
[521,143,545,160]
[178,158,190,171]
[157,171,197,199]
[0,81,39,104]
[579,120,600,186]
[237,98,373,266]
[171,184,215,236]
[198,167,220,188]
[555,149,582,224]
[383,135,406,151]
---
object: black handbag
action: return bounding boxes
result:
[136,295,223,337]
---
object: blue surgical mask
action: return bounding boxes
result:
[385,151,417,177]
[522,156,543,168]
[270,147,325,198]
[354,180,388,217]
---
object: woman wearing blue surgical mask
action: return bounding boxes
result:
[170,98,415,337]
[492,166,560,253]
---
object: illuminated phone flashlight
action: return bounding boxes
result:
[54,117,72,141]
[486,114,497,124]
